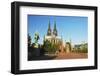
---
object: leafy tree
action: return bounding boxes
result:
[73,43,88,53]
[43,40,60,54]
[28,34,31,47]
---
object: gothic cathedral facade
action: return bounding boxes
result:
[44,21,71,53]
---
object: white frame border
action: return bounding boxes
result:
[20,6,95,70]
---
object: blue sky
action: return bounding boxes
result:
[28,15,88,45]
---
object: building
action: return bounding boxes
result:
[44,21,62,44]
[44,20,72,53]
[73,43,88,53]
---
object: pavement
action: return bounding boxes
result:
[28,52,88,61]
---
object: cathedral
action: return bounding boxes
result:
[44,21,62,45]
[44,21,71,53]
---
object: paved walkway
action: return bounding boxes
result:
[55,52,88,59]
[29,52,88,61]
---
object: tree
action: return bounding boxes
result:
[28,34,31,47]
[43,40,60,54]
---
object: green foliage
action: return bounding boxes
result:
[72,44,88,53]
[80,46,88,53]
[34,32,39,44]
[43,40,59,54]
[28,34,31,47]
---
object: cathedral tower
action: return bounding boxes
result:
[53,21,58,36]
[47,20,52,36]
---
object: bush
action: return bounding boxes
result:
[43,40,59,54]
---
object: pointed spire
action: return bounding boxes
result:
[53,20,57,36]
[48,20,50,29]
[54,20,56,30]
[47,20,52,36]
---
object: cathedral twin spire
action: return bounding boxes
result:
[53,21,57,36]
[47,20,52,36]
[47,20,58,36]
